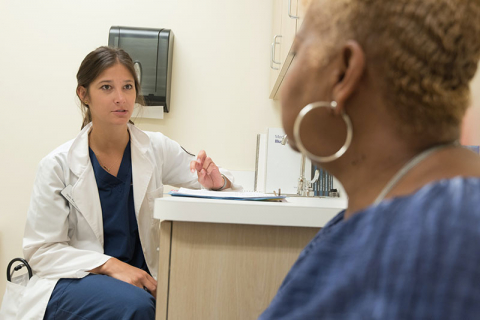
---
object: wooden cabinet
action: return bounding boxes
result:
[153,196,346,320]
[268,0,284,95]
[269,0,308,100]
[156,220,319,320]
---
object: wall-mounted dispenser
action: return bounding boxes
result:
[108,26,174,119]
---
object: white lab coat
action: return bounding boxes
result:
[3,123,237,320]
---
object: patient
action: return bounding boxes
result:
[260,0,480,319]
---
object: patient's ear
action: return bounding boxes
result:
[332,40,365,114]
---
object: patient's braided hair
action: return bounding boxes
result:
[309,0,480,141]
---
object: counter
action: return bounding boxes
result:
[154,195,347,227]
[153,196,347,320]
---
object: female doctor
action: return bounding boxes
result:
[15,46,238,319]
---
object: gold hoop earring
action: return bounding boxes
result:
[293,101,353,163]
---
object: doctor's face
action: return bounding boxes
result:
[83,63,136,127]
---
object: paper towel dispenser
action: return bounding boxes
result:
[108,26,174,113]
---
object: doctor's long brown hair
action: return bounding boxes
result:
[76,46,145,129]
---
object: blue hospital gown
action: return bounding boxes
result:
[259,177,480,320]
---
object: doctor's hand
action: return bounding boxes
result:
[89,258,157,298]
[190,150,231,190]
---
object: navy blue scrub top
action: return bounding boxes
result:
[89,141,149,274]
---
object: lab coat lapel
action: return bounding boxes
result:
[129,124,154,217]
[72,167,104,246]
[67,123,105,246]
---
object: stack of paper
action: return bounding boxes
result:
[169,188,286,201]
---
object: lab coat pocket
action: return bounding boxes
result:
[0,274,29,319]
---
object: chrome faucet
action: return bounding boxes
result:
[281,135,319,196]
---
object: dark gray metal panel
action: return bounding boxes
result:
[157,29,173,113]
[108,26,173,113]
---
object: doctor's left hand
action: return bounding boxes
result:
[89,258,157,297]
[190,150,230,190]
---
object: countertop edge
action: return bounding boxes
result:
[153,196,346,228]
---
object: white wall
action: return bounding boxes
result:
[0,0,282,300]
